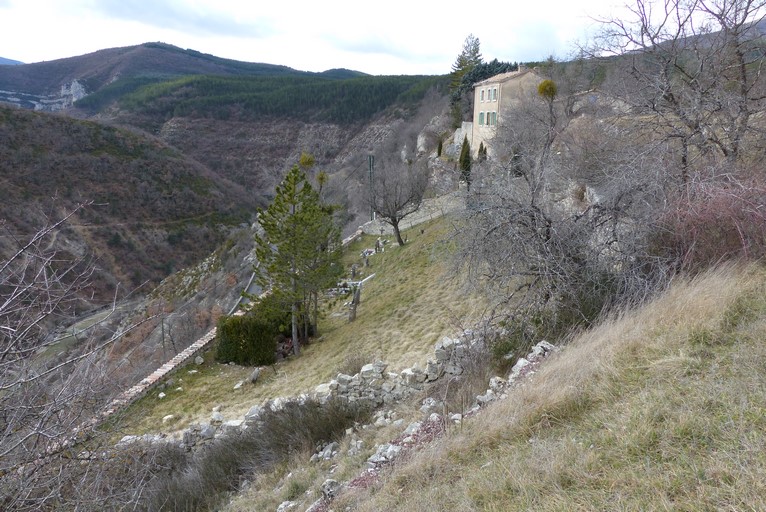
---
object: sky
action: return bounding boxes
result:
[0,0,628,75]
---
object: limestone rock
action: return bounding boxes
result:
[199,424,216,440]
[489,376,507,392]
[321,478,341,499]
[509,357,531,380]
[276,501,296,512]
[315,382,332,398]
[476,389,497,405]
[367,443,402,467]
[420,397,442,415]
[360,363,377,379]
[402,421,422,436]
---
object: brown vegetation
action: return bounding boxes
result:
[0,105,254,302]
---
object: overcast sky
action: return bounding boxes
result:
[0,0,628,75]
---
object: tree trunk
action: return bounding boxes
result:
[291,275,299,356]
[392,219,405,246]
[312,292,319,335]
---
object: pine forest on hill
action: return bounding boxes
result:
[80,73,445,125]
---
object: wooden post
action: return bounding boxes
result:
[348,284,362,322]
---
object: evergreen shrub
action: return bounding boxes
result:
[215,294,287,365]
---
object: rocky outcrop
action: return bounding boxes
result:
[0,80,87,111]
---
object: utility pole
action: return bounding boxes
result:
[368,154,375,221]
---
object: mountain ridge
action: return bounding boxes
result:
[0,42,372,111]
[0,56,23,65]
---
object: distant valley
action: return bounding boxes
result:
[0,42,449,303]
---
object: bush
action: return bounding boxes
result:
[215,295,288,366]
[537,79,557,100]
[490,283,612,373]
[147,398,370,511]
[652,180,766,272]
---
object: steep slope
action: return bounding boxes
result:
[325,264,766,511]
[115,212,483,436]
[0,105,255,304]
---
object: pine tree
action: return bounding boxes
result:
[450,34,483,127]
[254,164,341,355]
[450,34,482,92]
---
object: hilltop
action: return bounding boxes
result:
[0,42,365,110]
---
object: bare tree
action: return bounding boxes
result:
[369,151,429,247]
[458,64,671,339]
[0,205,158,510]
[592,0,766,177]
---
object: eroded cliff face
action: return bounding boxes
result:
[0,79,88,110]
[148,92,455,231]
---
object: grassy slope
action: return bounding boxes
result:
[113,215,485,437]
[331,263,766,511]
[116,222,766,511]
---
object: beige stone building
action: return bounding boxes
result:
[471,67,543,157]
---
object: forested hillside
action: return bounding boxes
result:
[79,73,443,125]
[0,105,255,302]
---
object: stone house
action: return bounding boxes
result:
[470,66,544,158]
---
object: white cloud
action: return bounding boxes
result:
[0,0,628,74]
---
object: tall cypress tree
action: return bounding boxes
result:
[459,135,472,191]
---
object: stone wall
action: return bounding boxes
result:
[172,327,557,451]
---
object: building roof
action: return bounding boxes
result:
[473,68,539,88]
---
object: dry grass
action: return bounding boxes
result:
[113,226,766,512]
[333,263,766,511]
[224,399,429,512]
[113,215,485,437]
